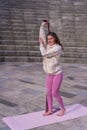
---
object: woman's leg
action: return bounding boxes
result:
[44,74,53,115]
[52,73,65,116]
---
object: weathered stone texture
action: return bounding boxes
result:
[0,0,87,63]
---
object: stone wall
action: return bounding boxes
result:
[0,0,87,63]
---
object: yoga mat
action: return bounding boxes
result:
[2,104,87,130]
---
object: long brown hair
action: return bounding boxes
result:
[46,32,64,50]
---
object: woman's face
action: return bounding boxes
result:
[47,35,55,46]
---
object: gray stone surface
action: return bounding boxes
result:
[0,0,87,63]
[0,62,87,130]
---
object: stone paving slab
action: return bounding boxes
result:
[0,62,87,130]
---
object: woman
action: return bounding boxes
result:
[39,20,65,116]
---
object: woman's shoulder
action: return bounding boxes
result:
[54,44,62,50]
[47,44,61,49]
[47,44,62,53]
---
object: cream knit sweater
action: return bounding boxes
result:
[39,24,62,75]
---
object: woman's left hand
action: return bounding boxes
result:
[38,37,44,44]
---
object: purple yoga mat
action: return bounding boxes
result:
[2,104,87,130]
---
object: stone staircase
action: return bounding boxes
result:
[0,0,87,63]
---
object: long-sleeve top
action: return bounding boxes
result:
[39,24,62,75]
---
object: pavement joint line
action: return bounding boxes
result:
[0,98,18,107]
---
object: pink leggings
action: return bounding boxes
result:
[46,73,64,111]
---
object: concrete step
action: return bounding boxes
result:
[62,52,87,58]
[0,56,5,62]
[64,46,87,53]
[4,56,42,62]
[0,44,39,51]
[63,41,87,47]
[0,50,41,57]
[61,57,87,64]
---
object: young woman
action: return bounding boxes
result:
[39,20,65,116]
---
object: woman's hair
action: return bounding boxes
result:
[46,32,64,50]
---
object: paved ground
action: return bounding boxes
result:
[0,62,87,130]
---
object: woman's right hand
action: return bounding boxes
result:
[41,20,49,27]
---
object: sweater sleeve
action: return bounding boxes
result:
[39,25,46,47]
[40,44,61,58]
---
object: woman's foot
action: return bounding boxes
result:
[43,111,52,116]
[57,108,65,116]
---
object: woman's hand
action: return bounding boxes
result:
[38,38,44,44]
[41,21,49,27]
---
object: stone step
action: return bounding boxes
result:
[62,52,87,58]
[0,45,39,51]
[1,41,87,48]
[3,56,42,62]
[64,46,87,53]
[3,56,87,64]
[63,42,87,47]
[0,50,41,57]
[61,57,87,64]
[0,0,87,63]
[0,56,4,62]
[0,44,86,53]
[0,49,87,59]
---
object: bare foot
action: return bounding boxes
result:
[57,109,65,116]
[43,111,52,116]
